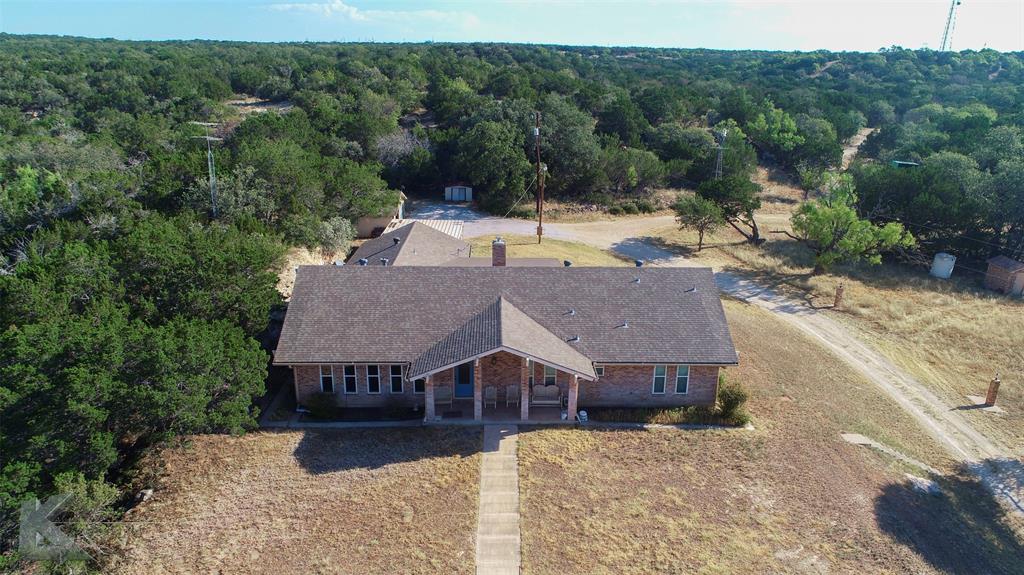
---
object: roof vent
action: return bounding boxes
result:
[563,260,573,267]
[393,237,401,245]
[568,335,580,343]
[634,259,644,267]
[379,257,390,266]
[633,276,641,284]
[685,285,697,293]
[333,260,344,266]
[357,258,368,266]
[565,308,576,316]
[616,321,629,329]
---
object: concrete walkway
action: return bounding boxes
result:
[476,425,521,575]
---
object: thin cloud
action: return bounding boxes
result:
[270,0,480,29]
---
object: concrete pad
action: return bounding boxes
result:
[966,395,1007,414]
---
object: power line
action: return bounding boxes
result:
[878,216,1009,251]
[501,174,538,220]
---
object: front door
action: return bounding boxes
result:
[454,362,474,398]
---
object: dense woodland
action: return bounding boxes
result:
[1,35,1023,567]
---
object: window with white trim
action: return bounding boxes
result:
[543,365,557,386]
[320,365,335,393]
[366,365,381,394]
[343,365,357,394]
[675,365,689,394]
[389,365,403,393]
[594,365,605,377]
[413,378,425,394]
[652,365,667,394]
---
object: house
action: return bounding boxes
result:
[984,255,1024,296]
[274,248,739,423]
[355,192,406,238]
[444,183,473,202]
[347,224,560,268]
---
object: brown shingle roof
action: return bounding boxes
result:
[988,255,1024,273]
[347,221,471,266]
[408,297,596,379]
[443,257,562,267]
[274,266,739,370]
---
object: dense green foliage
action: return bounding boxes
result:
[1,34,1023,565]
[789,174,916,272]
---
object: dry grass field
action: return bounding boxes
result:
[519,300,1024,575]
[468,234,630,267]
[655,223,1024,453]
[112,428,481,575]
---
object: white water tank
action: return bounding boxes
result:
[930,252,956,279]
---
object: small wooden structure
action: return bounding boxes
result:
[984,255,1024,296]
[444,183,473,202]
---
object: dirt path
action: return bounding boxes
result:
[842,127,876,169]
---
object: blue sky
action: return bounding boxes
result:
[1,0,1021,52]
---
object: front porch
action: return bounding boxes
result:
[430,400,567,425]
[422,352,584,424]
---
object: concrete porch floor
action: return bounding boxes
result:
[430,400,569,425]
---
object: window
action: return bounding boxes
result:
[675,365,689,394]
[652,365,667,394]
[367,365,381,394]
[544,365,557,386]
[413,378,426,394]
[320,365,335,393]
[527,359,534,387]
[390,365,403,393]
[595,365,605,377]
[343,365,357,394]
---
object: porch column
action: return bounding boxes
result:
[520,357,530,421]
[473,358,483,421]
[424,375,435,422]
[567,374,579,423]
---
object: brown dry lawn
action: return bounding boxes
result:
[112,428,481,575]
[656,222,1024,454]
[519,300,1024,575]
[469,234,630,267]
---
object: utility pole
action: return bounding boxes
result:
[534,111,545,244]
[190,121,222,218]
[713,128,728,180]
[939,0,962,52]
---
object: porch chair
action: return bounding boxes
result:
[483,386,497,409]
[505,384,521,407]
[433,386,453,407]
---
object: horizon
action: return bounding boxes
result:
[1,0,1022,52]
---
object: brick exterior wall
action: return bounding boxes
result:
[578,364,719,407]
[293,359,722,410]
[294,364,424,409]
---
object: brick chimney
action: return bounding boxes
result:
[492,237,506,267]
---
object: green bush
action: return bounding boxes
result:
[607,205,625,215]
[306,393,339,420]
[634,198,657,213]
[716,375,750,425]
[620,202,640,214]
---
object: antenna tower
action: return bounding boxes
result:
[713,129,728,180]
[939,0,962,52]
[190,121,223,218]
